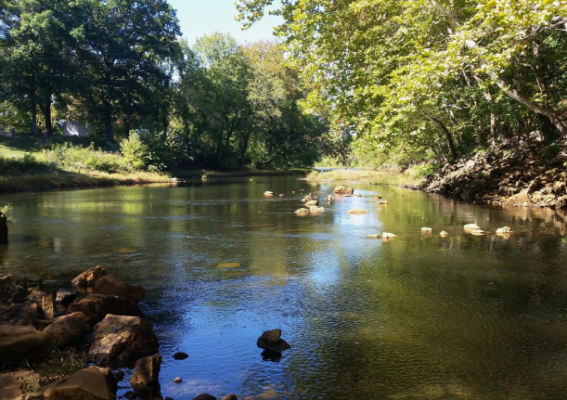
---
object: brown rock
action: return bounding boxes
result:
[0,275,16,304]
[221,395,238,400]
[129,354,162,391]
[55,288,77,306]
[72,266,106,287]
[0,325,47,366]
[44,312,89,349]
[256,329,290,353]
[67,294,142,327]
[42,367,116,400]
[89,314,158,367]
[92,275,145,302]
[41,294,54,319]
[193,395,217,400]
[0,370,42,400]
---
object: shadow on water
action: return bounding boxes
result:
[1,175,567,399]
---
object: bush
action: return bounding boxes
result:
[43,143,128,173]
[120,130,186,172]
[120,133,149,171]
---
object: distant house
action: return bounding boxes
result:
[0,128,18,137]
[63,122,95,137]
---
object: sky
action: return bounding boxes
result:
[167,0,283,45]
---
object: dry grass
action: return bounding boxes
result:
[306,167,436,186]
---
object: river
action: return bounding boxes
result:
[1,174,567,400]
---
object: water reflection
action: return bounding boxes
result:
[0,176,567,399]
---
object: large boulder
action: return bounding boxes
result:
[42,367,117,400]
[89,314,159,367]
[0,325,47,367]
[0,370,42,400]
[72,266,106,287]
[67,294,142,327]
[129,354,162,392]
[92,275,145,302]
[44,312,89,349]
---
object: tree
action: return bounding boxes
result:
[236,0,567,164]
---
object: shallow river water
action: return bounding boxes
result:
[2,174,567,400]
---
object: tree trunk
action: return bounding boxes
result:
[125,118,131,139]
[419,109,458,160]
[104,110,113,141]
[41,102,53,139]
[238,133,250,166]
[31,74,38,135]
[429,0,567,135]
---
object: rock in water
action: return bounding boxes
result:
[0,325,46,366]
[72,266,106,287]
[366,234,380,239]
[471,230,485,236]
[440,231,449,238]
[130,354,162,391]
[193,394,217,400]
[44,312,89,349]
[0,212,7,245]
[89,314,159,367]
[382,232,397,239]
[496,226,513,234]
[92,275,145,302]
[221,395,238,400]
[421,227,432,233]
[464,224,480,230]
[347,209,369,215]
[42,367,117,400]
[173,377,182,384]
[256,329,291,353]
[173,352,189,360]
[67,294,142,327]
[55,288,77,306]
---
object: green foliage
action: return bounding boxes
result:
[43,143,128,173]
[412,163,442,180]
[543,143,560,161]
[237,0,567,167]
[120,133,149,171]
[0,153,52,174]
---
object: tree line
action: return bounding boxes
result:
[0,0,345,170]
[237,0,567,167]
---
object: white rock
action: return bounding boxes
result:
[464,224,480,230]
[421,227,432,233]
[382,232,397,239]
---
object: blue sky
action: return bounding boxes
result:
[167,0,283,45]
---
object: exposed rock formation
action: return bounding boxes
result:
[44,312,89,349]
[256,329,291,353]
[129,354,162,392]
[0,325,46,366]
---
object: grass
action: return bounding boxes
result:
[0,135,170,194]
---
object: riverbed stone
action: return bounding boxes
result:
[440,231,449,238]
[92,275,145,302]
[0,325,47,366]
[173,352,189,360]
[44,312,89,349]
[67,294,142,326]
[55,288,77,306]
[42,366,117,400]
[89,314,158,367]
[382,232,397,239]
[193,394,217,400]
[129,354,162,391]
[464,224,480,230]
[257,329,290,353]
[42,294,54,319]
[0,370,42,400]
[72,266,107,287]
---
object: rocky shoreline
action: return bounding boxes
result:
[403,142,567,209]
[0,267,243,400]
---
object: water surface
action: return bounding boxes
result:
[1,175,567,400]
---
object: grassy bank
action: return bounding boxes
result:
[0,135,312,194]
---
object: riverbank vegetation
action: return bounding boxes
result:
[0,0,347,180]
[237,1,567,174]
